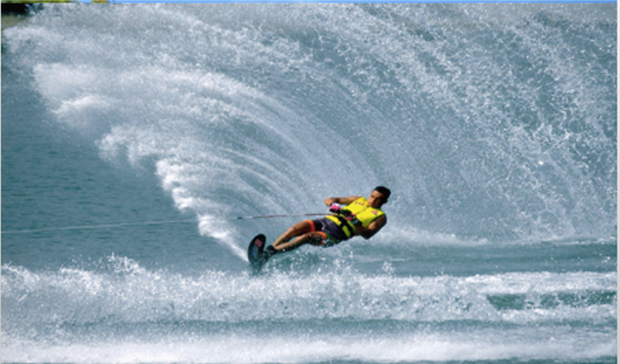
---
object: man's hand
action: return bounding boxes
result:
[328,203,342,213]
[354,215,387,239]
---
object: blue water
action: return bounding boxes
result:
[2,3,617,363]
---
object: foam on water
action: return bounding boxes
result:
[2,257,616,363]
[4,329,616,364]
[2,258,615,327]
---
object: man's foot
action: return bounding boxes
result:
[262,245,279,262]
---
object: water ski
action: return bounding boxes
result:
[247,234,267,271]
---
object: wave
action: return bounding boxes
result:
[2,258,615,328]
[3,255,615,363]
[3,327,616,364]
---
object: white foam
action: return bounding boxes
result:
[2,262,615,327]
[3,327,615,364]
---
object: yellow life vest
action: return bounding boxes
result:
[326,197,385,238]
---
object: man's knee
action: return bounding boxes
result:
[304,232,326,246]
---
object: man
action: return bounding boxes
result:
[262,186,390,261]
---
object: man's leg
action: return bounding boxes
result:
[272,220,314,250]
[263,220,324,260]
[273,231,325,252]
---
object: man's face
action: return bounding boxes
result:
[368,190,387,208]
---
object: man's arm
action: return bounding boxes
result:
[324,196,361,206]
[354,215,387,239]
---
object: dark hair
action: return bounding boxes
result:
[374,186,391,200]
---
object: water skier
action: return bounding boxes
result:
[261,186,390,261]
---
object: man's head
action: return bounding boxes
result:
[368,186,390,208]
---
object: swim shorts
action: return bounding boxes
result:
[307,217,349,247]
